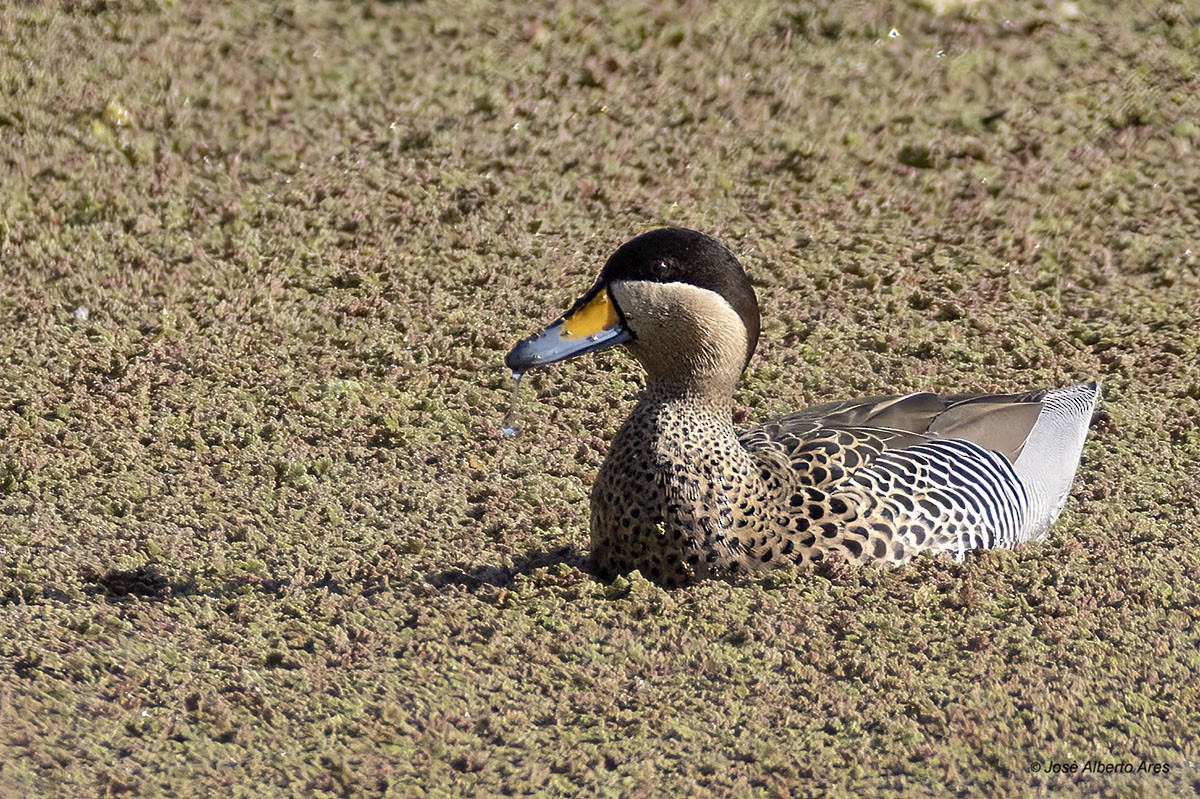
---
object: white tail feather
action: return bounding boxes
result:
[1013,382,1101,541]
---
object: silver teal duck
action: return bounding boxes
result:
[506,228,1100,587]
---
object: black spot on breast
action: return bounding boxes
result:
[872,538,887,558]
[810,466,829,484]
[829,497,848,514]
[843,539,863,559]
[819,523,838,539]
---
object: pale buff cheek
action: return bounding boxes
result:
[612,281,747,380]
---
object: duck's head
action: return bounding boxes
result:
[506,228,760,396]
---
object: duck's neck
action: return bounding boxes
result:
[631,379,739,444]
[640,371,740,417]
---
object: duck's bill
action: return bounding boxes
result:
[506,286,632,372]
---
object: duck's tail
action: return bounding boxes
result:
[1013,381,1101,542]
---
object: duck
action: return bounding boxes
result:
[506,227,1100,587]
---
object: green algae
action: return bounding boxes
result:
[2,1,1200,797]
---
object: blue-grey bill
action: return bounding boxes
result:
[505,318,632,372]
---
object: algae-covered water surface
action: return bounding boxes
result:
[2,1,1199,796]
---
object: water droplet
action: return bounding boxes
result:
[501,373,524,438]
[935,49,946,58]
[73,306,90,322]
[888,28,900,38]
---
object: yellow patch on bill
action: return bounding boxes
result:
[561,289,619,340]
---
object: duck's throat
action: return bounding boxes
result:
[641,370,741,412]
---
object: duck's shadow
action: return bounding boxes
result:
[425,546,591,590]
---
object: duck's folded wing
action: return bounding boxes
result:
[925,393,1046,461]
[739,390,1048,489]
[762,392,947,432]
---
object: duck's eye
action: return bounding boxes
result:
[650,259,670,278]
